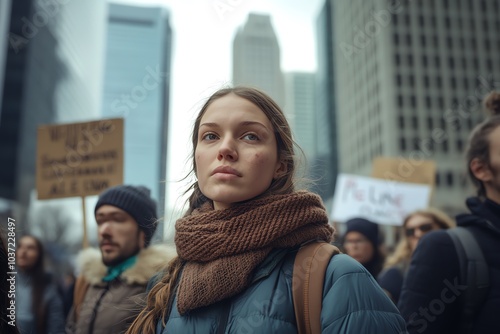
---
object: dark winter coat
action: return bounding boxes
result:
[154,248,407,333]
[398,197,500,333]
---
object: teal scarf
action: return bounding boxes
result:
[102,255,137,282]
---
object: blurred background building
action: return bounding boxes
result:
[0,0,106,233]
[331,0,499,215]
[101,2,172,241]
[233,13,285,107]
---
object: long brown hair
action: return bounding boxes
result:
[384,208,455,268]
[126,86,299,333]
[19,235,48,334]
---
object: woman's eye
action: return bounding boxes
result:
[202,133,218,141]
[243,133,259,141]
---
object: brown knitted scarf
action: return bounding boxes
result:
[174,190,334,314]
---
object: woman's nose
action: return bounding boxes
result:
[217,137,238,161]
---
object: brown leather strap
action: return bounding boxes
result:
[293,242,340,334]
[73,275,90,321]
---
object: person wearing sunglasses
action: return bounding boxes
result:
[377,208,455,305]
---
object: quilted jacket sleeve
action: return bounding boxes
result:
[321,254,408,333]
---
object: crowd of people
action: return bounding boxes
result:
[1,86,499,333]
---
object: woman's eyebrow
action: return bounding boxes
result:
[199,121,270,131]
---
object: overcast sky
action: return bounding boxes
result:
[112,0,325,232]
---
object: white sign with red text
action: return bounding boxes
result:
[331,174,432,226]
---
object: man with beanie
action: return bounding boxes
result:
[66,185,176,334]
[342,218,385,277]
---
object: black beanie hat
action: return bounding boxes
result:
[345,218,379,247]
[95,185,158,247]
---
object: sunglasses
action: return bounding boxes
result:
[405,223,434,237]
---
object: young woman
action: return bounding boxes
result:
[342,217,385,278]
[398,91,500,333]
[126,87,406,333]
[16,235,65,334]
[377,208,455,304]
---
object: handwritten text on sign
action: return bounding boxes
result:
[331,174,431,226]
[36,118,124,199]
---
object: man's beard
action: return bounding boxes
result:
[102,244,141,267]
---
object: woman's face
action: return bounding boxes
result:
[343,231,374,264]
[405,214,440,252]
[16,236,40,271]
[195,94,285,210]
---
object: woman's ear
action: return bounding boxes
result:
[274,160,287,178]
[470,158,492,182]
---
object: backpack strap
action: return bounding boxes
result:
[73,275,90,322]
[446,227,490,334]
[292,242,340,334]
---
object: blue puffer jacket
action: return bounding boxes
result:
[154,248,407,333]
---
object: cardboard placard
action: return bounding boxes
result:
[331,174,432,226]
[371,156,436,187]
[36,118,124,199]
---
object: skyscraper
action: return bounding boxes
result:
[284,72,317,159]
[101,3,172,238]
[330,0,499,212]
[0,0,11,111]
[0,0,106,227]
[233,13,285,107]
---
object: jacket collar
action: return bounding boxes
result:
[78,244,177,286]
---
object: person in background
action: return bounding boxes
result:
[377,208,455,304]
[342,218,385,277]
[65,185,176,334]
[398,91,500,333]
[126,86,406,334]
[16,235,65,334]
[1,229,20,334]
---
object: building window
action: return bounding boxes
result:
[487,59,493,71]
[404,14,411,25]
[425,96,432,108]
[431,16,437,28]
[420,35,426,47]
[400,137,406,151]
[483,20,489,32]
[422,55,428,67]
[395,54,401,66]
[447,37,453,49]
[436,76,443,88]
[433,35,439,48]
[459,37,465,49]
[436,172,441,187]
[461,57,467,70]
[448,57,455,69]
[450,77,457,89]
[409,75,415,87]
[412,116,419,129]
[445,16,451,29]
[435,55,441,68]
[473,58,480,70]
[463,77,469,90]
[485,39,491,52]
[446,171,453,186]
[398,95,404,107]
[419,15,424,27]
[408,54,414,66]
[438,97,445,108]
[406,34,412,46]
[427,117,433,130]
[399,116,405,128]
[411,96,417,108]
[456,139,464,151]
[394,34,399,45]
[424,75,430,87]
[396,74,402,85]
